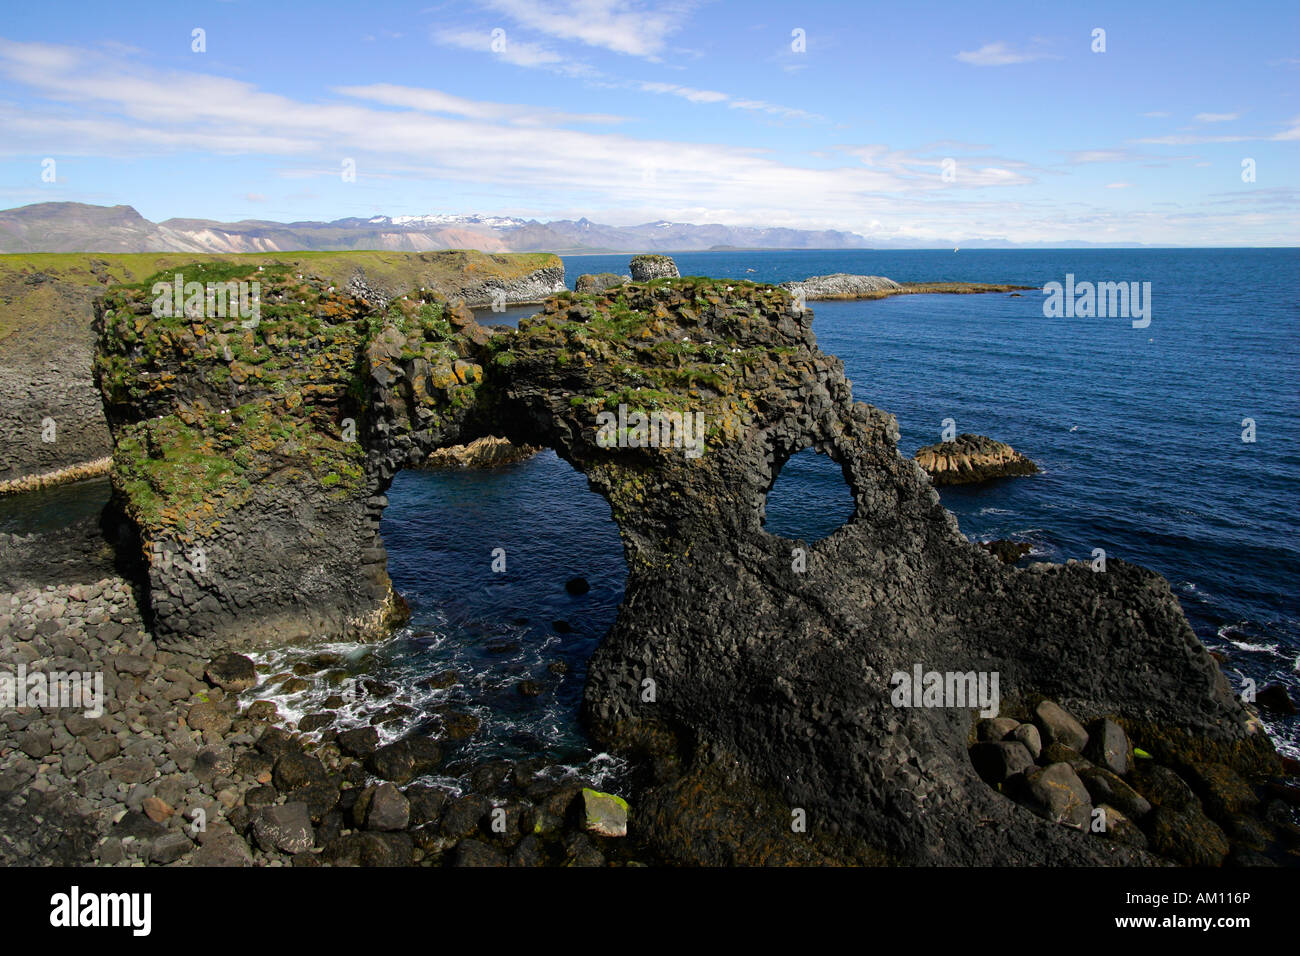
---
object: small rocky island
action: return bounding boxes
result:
[915,433,1039,485]
[781,273,1032,301]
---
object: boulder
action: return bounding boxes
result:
[421,435,540,469]
[441,794,493,839]
[365,737,443,784]
[581,787,629,837]
[149,831,193,864]
[1183,762,1259,818]
[1130,763,1198,811]
[574,273,628,294]
[1033,700,1089,753]
[363,783,410,832]
[1256,682,1297,715]
[191,831,253,867]
[1084,718,1132,776]
[1041,742,1091,772]
[979,540,1032,565]
[1077,765,1152,820]
[252,802,314,854]
[975,717,1019,741]
[204,653,257,692]
[970,741,1035,784]
[452,839,508,867]
[271,752,328,792]
[337,726,379,758]
[1011,723,1043,759]
[185,701,231,735]
[1015,763,1092,830]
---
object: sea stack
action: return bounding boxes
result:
[914,433,1038,485]
[420,435,540,469]
[629,254,679,281]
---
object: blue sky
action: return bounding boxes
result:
[0,0,1296,244]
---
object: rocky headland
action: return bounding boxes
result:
[915,433,1039,485]
[0,250,565,492]
[74,253,1298,866]
[781,273,1033,301]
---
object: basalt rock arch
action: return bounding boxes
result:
[94,266,1278,865]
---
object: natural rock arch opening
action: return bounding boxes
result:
[761,446,857,542]
[375,448,628,769]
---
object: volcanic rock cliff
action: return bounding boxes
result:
[93,263,1280,865]
[2,250,563,489]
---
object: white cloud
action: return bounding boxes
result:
[1105,182,1134,189]
[1135,133,1251,145]
[1273,115,1300,140]
[955,41,1056,66]
[729,98,822,122]
[480,0,695,58]
[433,28,596,76]
[337,82,624,125]
[639,81,727,103]
[1194,112,1239,123]
[1066,149,1136,164]
[637,83,822,121]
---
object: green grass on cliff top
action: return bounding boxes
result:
[0,249,560,345]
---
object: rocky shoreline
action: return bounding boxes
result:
[4,253,1297,868]
[0,568,643,867]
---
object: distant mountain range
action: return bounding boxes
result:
[0,203,879,255]
[0,202,1156,254]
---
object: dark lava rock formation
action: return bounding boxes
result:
[915,433,1039,485]
[418,435,540,469]
[574,273,629,294]
[628,255,680,281]
[94,263,1280,865]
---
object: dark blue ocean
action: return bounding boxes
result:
[5,248,1294,779]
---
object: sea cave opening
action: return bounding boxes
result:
[761,446,857,542]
